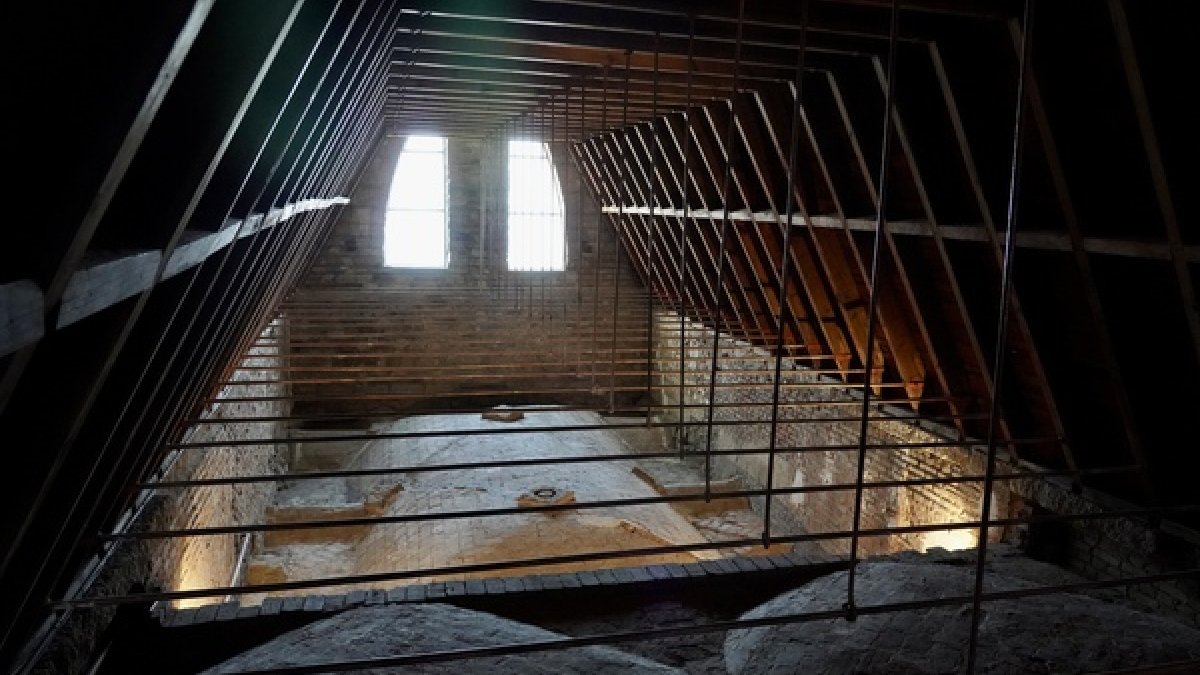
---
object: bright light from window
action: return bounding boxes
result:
[384,136,447,268]
[920,528,977,552]
[508,140,565,271]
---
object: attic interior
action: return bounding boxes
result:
[3,0,1200,673]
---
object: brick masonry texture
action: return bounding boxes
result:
[653,310,1200,625]
[725,557,1200,674]
[146,319,289,607]
[653,311,1009,558]
[32,322,289,674]
[288,136,652,416]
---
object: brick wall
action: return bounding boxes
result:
[653,310,1007,558]
[287,136,652,416]
[654,310,1200,624]
[32,322,289,674]
[1012,476,1200,626]
[147,319,290,607]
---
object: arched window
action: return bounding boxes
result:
[507,140,565,271]
[384,135,447,268]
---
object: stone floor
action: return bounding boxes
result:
[726,547,1200,675]
[243,411,773,603]
[205,603,686,674]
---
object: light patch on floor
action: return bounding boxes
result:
[242,411,759,602]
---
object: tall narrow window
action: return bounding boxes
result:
[384,135,447,268]
[507,140,565,271]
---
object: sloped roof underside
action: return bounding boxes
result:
[1,0,1198,667]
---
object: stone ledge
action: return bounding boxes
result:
[159,552,851,628]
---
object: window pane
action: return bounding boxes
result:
[389,148,445,211]
[384,209,446,268]
[385,136,447,268]
[507,140,565,271]
[403,135,446,153]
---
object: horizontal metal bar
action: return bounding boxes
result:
[121,463,1124,540]
[180,399,972,426]
[148,451,1130,490]
[67,505,1200,605]
[175,411,978,450]
[203,383,917,406]
[227,352,847,372]
[218,368,872,387]
[193,569,1200,674]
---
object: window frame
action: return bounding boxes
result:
[383,135,449,269]
[506,139,566,272]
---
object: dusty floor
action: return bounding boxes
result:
[243,410,772,603]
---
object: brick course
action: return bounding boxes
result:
[288,136,651,416]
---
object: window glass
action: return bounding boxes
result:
[384,136,447,268]
[507,140,565,271]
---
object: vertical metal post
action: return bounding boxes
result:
[610,51,632,414]
[763,0,810,547]
[846,0,901,620]
[645,32,660,425]
[542,95,551,317]
[593,65,608,386]
[702,0,747,501]
[676,14,696,456]
[576,80,585,309]
[966,0,1033,670]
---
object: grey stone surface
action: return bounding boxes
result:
[205,603,684,674]
[724,559,1200,675]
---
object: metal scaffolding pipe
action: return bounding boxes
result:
[966,0,1035,670]
[703,0,747,502]
[847,0,901,620]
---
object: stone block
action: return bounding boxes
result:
[281,596,306,613]
[236,606,260,620]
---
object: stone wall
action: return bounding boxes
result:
[31,321,289,674]
[148,318,290,607]
[654,310,1200,625]
[653,311,1007,558]
[1012,476,1200,626]
[287,136,651,416]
